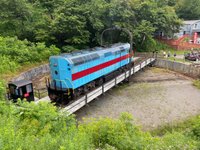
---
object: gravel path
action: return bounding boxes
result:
[75,67,200,130]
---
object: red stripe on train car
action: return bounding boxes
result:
[72,54,130,81]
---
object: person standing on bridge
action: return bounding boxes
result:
[167,51,171,58]
[163,51,166,58]
[174,53,176,61]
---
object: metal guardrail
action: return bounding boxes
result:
[61,58,156,115]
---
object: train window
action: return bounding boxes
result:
[83,55,91,63]
[71,54,99,65]
[26,84,32,93]
[104,52,112,57]
[90,53,100,60]
[15,89,19,96]
[19,88,23,96]
[114,51,121,55]
[71,57,84,66]
[120,49,125,52]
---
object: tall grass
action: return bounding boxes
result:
[193,80,200,89]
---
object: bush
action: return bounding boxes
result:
[81,113,197,150]
[193,80,200,89]
[0,80,6,100]
[0,36,60,73]
[0,99,198,150]
[0,56,19,74]
[82,113,146,149]
[186,116,200,141]
[153,132,198,150]
[0,100,94,150]
[137,37,171,52]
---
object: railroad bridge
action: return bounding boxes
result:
[38,55,156,114]
[10,53,157,114]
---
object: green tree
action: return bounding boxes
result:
[0,0,37,41]
[51,0,90,48]
[176,0,200,20]
[91,0,182,50]
[0,0,182,51]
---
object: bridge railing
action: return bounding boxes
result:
[62,57,156,115]
[34,88,48,100]
[134,52,161,60]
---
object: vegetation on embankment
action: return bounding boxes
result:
[0,36,60,80]
[193,79,200,89]
[0,97,199,150]
[0,76,200,150]
[151,115,200,137]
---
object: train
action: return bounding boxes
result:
[46,43,133,104]
[7,43,134,104]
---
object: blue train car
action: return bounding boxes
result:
[47,43,131,103]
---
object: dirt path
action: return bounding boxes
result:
[75,67,200,130]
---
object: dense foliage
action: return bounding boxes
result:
[0,82,199,150]
[0,77,199,150]
[0,0,182,51]
[0,96,198,150]
[175,0,200,20]
[0,36,60,74]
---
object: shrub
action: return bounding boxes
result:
[0,80,6,100]
[153,132,198,150]
[185,116,200,141]
[0,100,198,150]
[193,80,200,89]
[81,113,197,150]
[0,36,60,73]
[137,38,171,52]
[0,56,19,74]
[0,100,94,150]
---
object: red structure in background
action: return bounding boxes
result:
[194,32,198,44]
[157,34,200,50]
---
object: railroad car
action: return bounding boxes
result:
[47,43,132,104]
[8,80,34,102]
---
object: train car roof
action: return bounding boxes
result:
[60,43,129,58]
[50,43,130,65]
[9,80,32,88]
